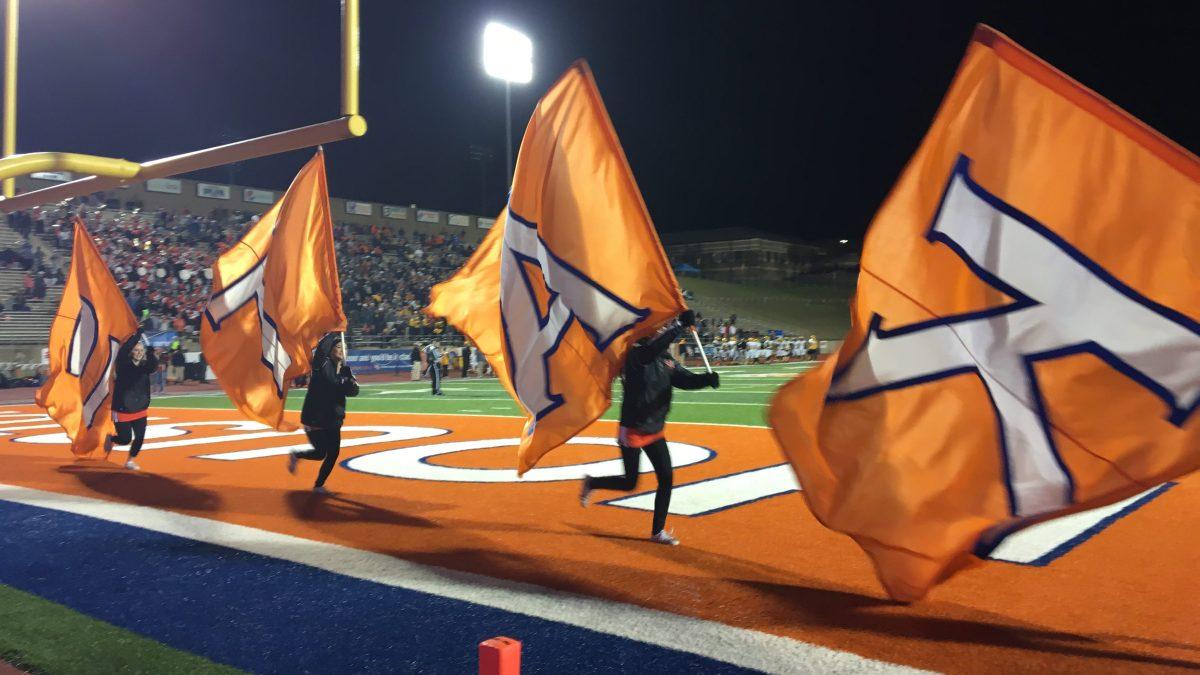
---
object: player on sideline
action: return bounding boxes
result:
[287,334,359,494]
[104,331,158,470]
[579,309,719,545]
[423,341,444,396]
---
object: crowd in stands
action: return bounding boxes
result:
[3,211,67,313]
[4,200,476,343]
[335,222,475,340]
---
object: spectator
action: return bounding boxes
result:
[410,343,422,381]
[168,339,186,384]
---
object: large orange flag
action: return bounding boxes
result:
[770,25,1200,601]
[428,61,686,473]
[201,150,346,431]
[36,218,140,455]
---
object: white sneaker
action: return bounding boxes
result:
[579,476,593,507]
[286,452,298,475]
[124,459,140,471]
[650,530,679,546]
[313,485,332,495]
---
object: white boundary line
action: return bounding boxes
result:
[0,484,924,674]
[0,405,774,430]
[142,406,774,430]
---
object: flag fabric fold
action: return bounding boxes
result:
[36,218,140,456]
[201,150,346,431]
[769,25,1200,601]
[429,61,686,473]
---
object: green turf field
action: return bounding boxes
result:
[154,361,819,426]
[0,584,241,675]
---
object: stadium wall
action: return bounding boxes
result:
[12,175,494,244]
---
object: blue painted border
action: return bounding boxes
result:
[0,499,754,674]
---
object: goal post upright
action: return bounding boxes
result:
[0,0,365,214]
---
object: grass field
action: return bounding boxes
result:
[155,361,819,426]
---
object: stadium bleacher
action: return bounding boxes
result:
[1,193,855,372]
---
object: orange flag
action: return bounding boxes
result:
[769,25,1200,601]
[428,61,686,473]
[201,150,346,431]
[35,218,140,456]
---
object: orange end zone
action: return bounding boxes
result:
[0,405,1196,672]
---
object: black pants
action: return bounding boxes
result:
[589,438,673,535]
[112,417,147,458]
[425,364,441,394]
[295,427,341,487]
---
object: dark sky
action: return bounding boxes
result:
[9,1,1199,241]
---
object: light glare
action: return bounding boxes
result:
[482,22,533,84]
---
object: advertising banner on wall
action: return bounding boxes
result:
[383,205,409,220]
[144,331,180,348]
[197,183,231,200]
[345,349,413,373]
[243,188,275,204]
[416,209,440,223]
[30,171,72,182]
[345,201,373,216]
[146,178,182,194]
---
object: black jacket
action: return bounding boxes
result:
[112,334,158,413]
[301,334,360,428]
[619,323,715,433]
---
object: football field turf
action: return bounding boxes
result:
[152,361,813,426]
[0,362,1196,674]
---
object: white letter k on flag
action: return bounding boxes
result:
[830,156,1200,517]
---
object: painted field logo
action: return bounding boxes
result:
[0,408,1173,567]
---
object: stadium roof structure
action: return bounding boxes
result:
[661,227,806,246]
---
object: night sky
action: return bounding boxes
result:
[8,1,1199,241]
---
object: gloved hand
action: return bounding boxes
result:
[706,372,720,389]
[679,309,696,328]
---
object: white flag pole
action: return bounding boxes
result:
[691,327,712,374]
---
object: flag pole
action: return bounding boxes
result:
[691,327,712,374]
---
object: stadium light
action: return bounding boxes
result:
[483,22,533,84]
[482,21,533,190]
[839,239,849,244]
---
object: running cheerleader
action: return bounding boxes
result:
[579,310,719,545]
[287,334,359,493]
